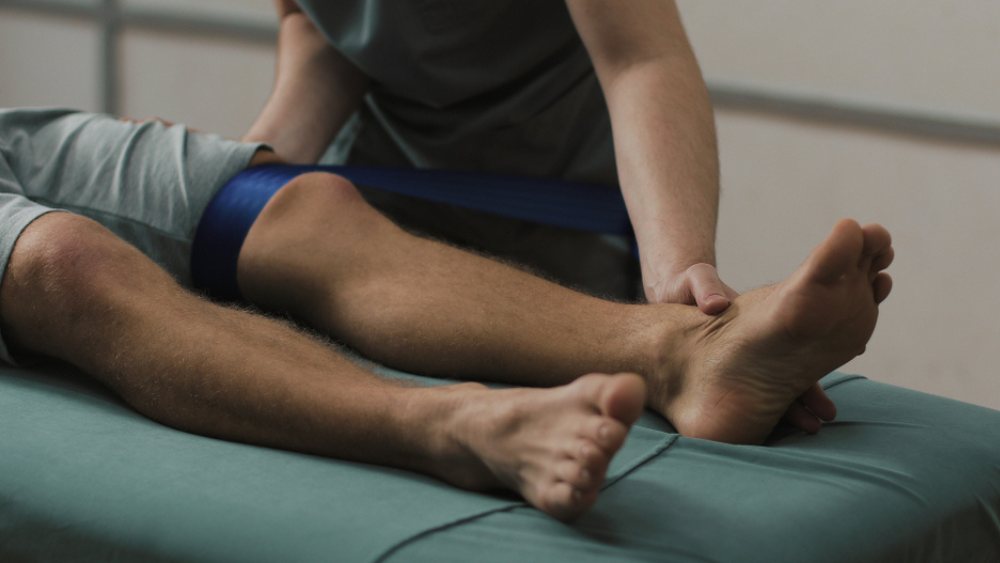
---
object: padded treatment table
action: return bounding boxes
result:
[1,362,998,561]
[3,167,998,560]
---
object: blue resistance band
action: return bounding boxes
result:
[190,164,635,301]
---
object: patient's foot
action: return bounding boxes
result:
[652,219,893,444]
[428,373,645,521]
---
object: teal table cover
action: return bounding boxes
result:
[1,362,997,562]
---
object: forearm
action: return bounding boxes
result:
[244,13,368,163]
[567,0,723,302]
[603,56,720,287]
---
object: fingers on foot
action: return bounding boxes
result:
[686,263,736,314]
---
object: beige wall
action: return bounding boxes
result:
[124,0,274,23]
[1,0,998,409]
[120,0,274,140]
[679,0,1000,117]
[678,1,1000,409]
[714,111,1000,409]
[0,11,101,111]
[120,30,273,139]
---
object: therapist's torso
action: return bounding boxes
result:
[297,0,618,184]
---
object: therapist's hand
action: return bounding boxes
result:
[645,262,738,314]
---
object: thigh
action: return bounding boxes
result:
[0,108,266,284]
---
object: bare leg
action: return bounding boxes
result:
[237,174,893,443]
[0,212,645,521]
[237,173,669,385]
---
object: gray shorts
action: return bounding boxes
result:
[0,108,265,364]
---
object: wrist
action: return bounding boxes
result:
[642,258,719,304]
[643,257,716,287]
[665,257,717,277]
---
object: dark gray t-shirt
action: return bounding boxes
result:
[298,0,617,184]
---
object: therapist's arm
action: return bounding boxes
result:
[566,0,736,311]
[244,0,369,163]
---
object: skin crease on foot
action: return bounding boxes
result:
[435,219,892,521]
[650,219,893,445]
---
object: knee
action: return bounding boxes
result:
[241,171,398,261]
[3,212,182,361]
[237,172,401,311]
[265,172,378,226]
[3,213,155,310]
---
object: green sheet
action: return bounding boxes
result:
[1,362,997,562]
[388,375,1000,562]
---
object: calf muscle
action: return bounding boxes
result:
[0,212,422,463]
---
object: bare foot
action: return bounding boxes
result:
[651,219,893,444]
[430,373,646,521]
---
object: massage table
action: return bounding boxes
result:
[2,167,998,561]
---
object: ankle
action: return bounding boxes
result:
[638,304,707,419]
[397,382,494,485]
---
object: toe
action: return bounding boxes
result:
[569,439,612,490]
[782,402,822,434]
[541,481,589,522]
[572,438,608,471]
[799,382,837,421]
[580,416,628,454]
[873,272,893,304]
[871,245,894,274]
[861,223,892,258]
[806,219,864,284]
[555,459,604,490]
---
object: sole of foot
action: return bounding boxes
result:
[656,219,893,444]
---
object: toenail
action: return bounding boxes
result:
[599,424,609,441]
[580,468,591,481]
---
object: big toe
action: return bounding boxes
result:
[594,373,647,425]
[805,219,865,284]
